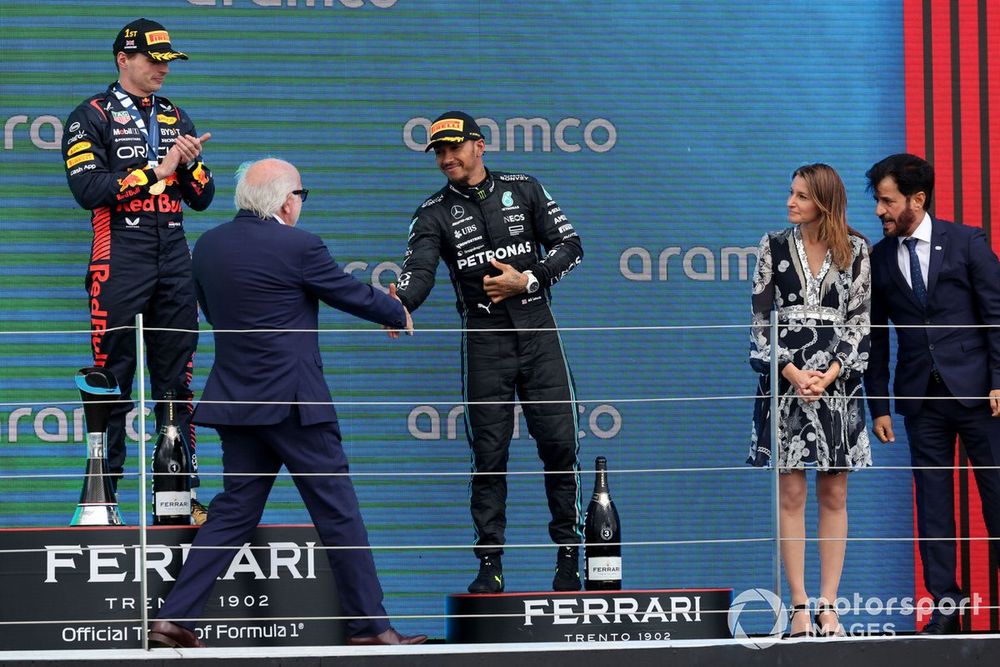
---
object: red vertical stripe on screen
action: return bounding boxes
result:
[904,0,929,626]
[988,0,1000,251]
[912,485,931,628]
[983,0,1000,632]
[958,0,982,231]
[963,457,988,630]
[930,0,954,220]
[904,0,926,157]
[957,0,990,632]
[905,0,932,626]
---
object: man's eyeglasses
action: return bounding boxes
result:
[291,189,309,202]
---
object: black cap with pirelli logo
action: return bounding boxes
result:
[425,111,483,152]
[113,18,189,62]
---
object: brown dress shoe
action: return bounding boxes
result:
[148,620,206,648]
[190,498,208,526]
[347,626,428,645]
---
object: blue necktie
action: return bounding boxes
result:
[903,237,927,308]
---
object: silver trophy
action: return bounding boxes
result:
[70,367,124,526]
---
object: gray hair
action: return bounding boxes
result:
[233,159,298,218]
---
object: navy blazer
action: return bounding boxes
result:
[191,210,406,426]
[865,217,1000,418]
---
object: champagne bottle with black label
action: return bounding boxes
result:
[584,456,622,590]
[152,390,191,525]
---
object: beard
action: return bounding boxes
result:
[881,205,918,238]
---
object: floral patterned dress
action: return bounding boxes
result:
[749,227,872,472]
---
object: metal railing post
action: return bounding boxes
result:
[136,314,149,650]
[769,311,782,617]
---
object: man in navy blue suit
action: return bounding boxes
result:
[148,158,425,648]
[863,153,1000,635]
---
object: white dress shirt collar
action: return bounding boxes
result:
[900,211,932,246]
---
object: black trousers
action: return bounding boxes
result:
[156,411,390,639]
[86,228,198,489]
[904,377,1000,606]
[462,324,583,558]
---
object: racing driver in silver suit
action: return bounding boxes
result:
[395,111,584,593]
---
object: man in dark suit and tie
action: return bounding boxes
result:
[148,158,425,648]
[863,153,1000,635]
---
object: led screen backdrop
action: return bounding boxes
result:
[1,0,963,637]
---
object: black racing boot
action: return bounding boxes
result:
[552,546,581,591]
[468,555,504,593]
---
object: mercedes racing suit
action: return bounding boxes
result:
[396,170,584,557]
[62,83,215,490]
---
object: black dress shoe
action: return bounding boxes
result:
[190,498,209,526]
[918,613,961,635]
[148,620,206,648]
[348,626,428,645]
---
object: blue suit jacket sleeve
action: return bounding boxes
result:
[864,254,892,418]
[302,235,407,329]
[967,229,1000,389]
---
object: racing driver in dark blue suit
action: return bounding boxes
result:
[62,19,214,521]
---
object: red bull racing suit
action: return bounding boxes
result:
[62,84,215,489]
[396,170,584,557]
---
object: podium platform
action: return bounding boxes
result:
[446,588,733,643]
[0,525,998,666]
[0,525,344,650]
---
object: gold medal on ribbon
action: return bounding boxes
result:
[149,180,166,195]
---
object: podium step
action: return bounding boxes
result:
[446,588,733,643]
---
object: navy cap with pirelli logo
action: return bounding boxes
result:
[113,18,189,62]
[425,111,483,152]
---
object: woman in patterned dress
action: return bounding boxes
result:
[749,163,872,637]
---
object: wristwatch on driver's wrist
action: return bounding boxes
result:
[523,270,540,294]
